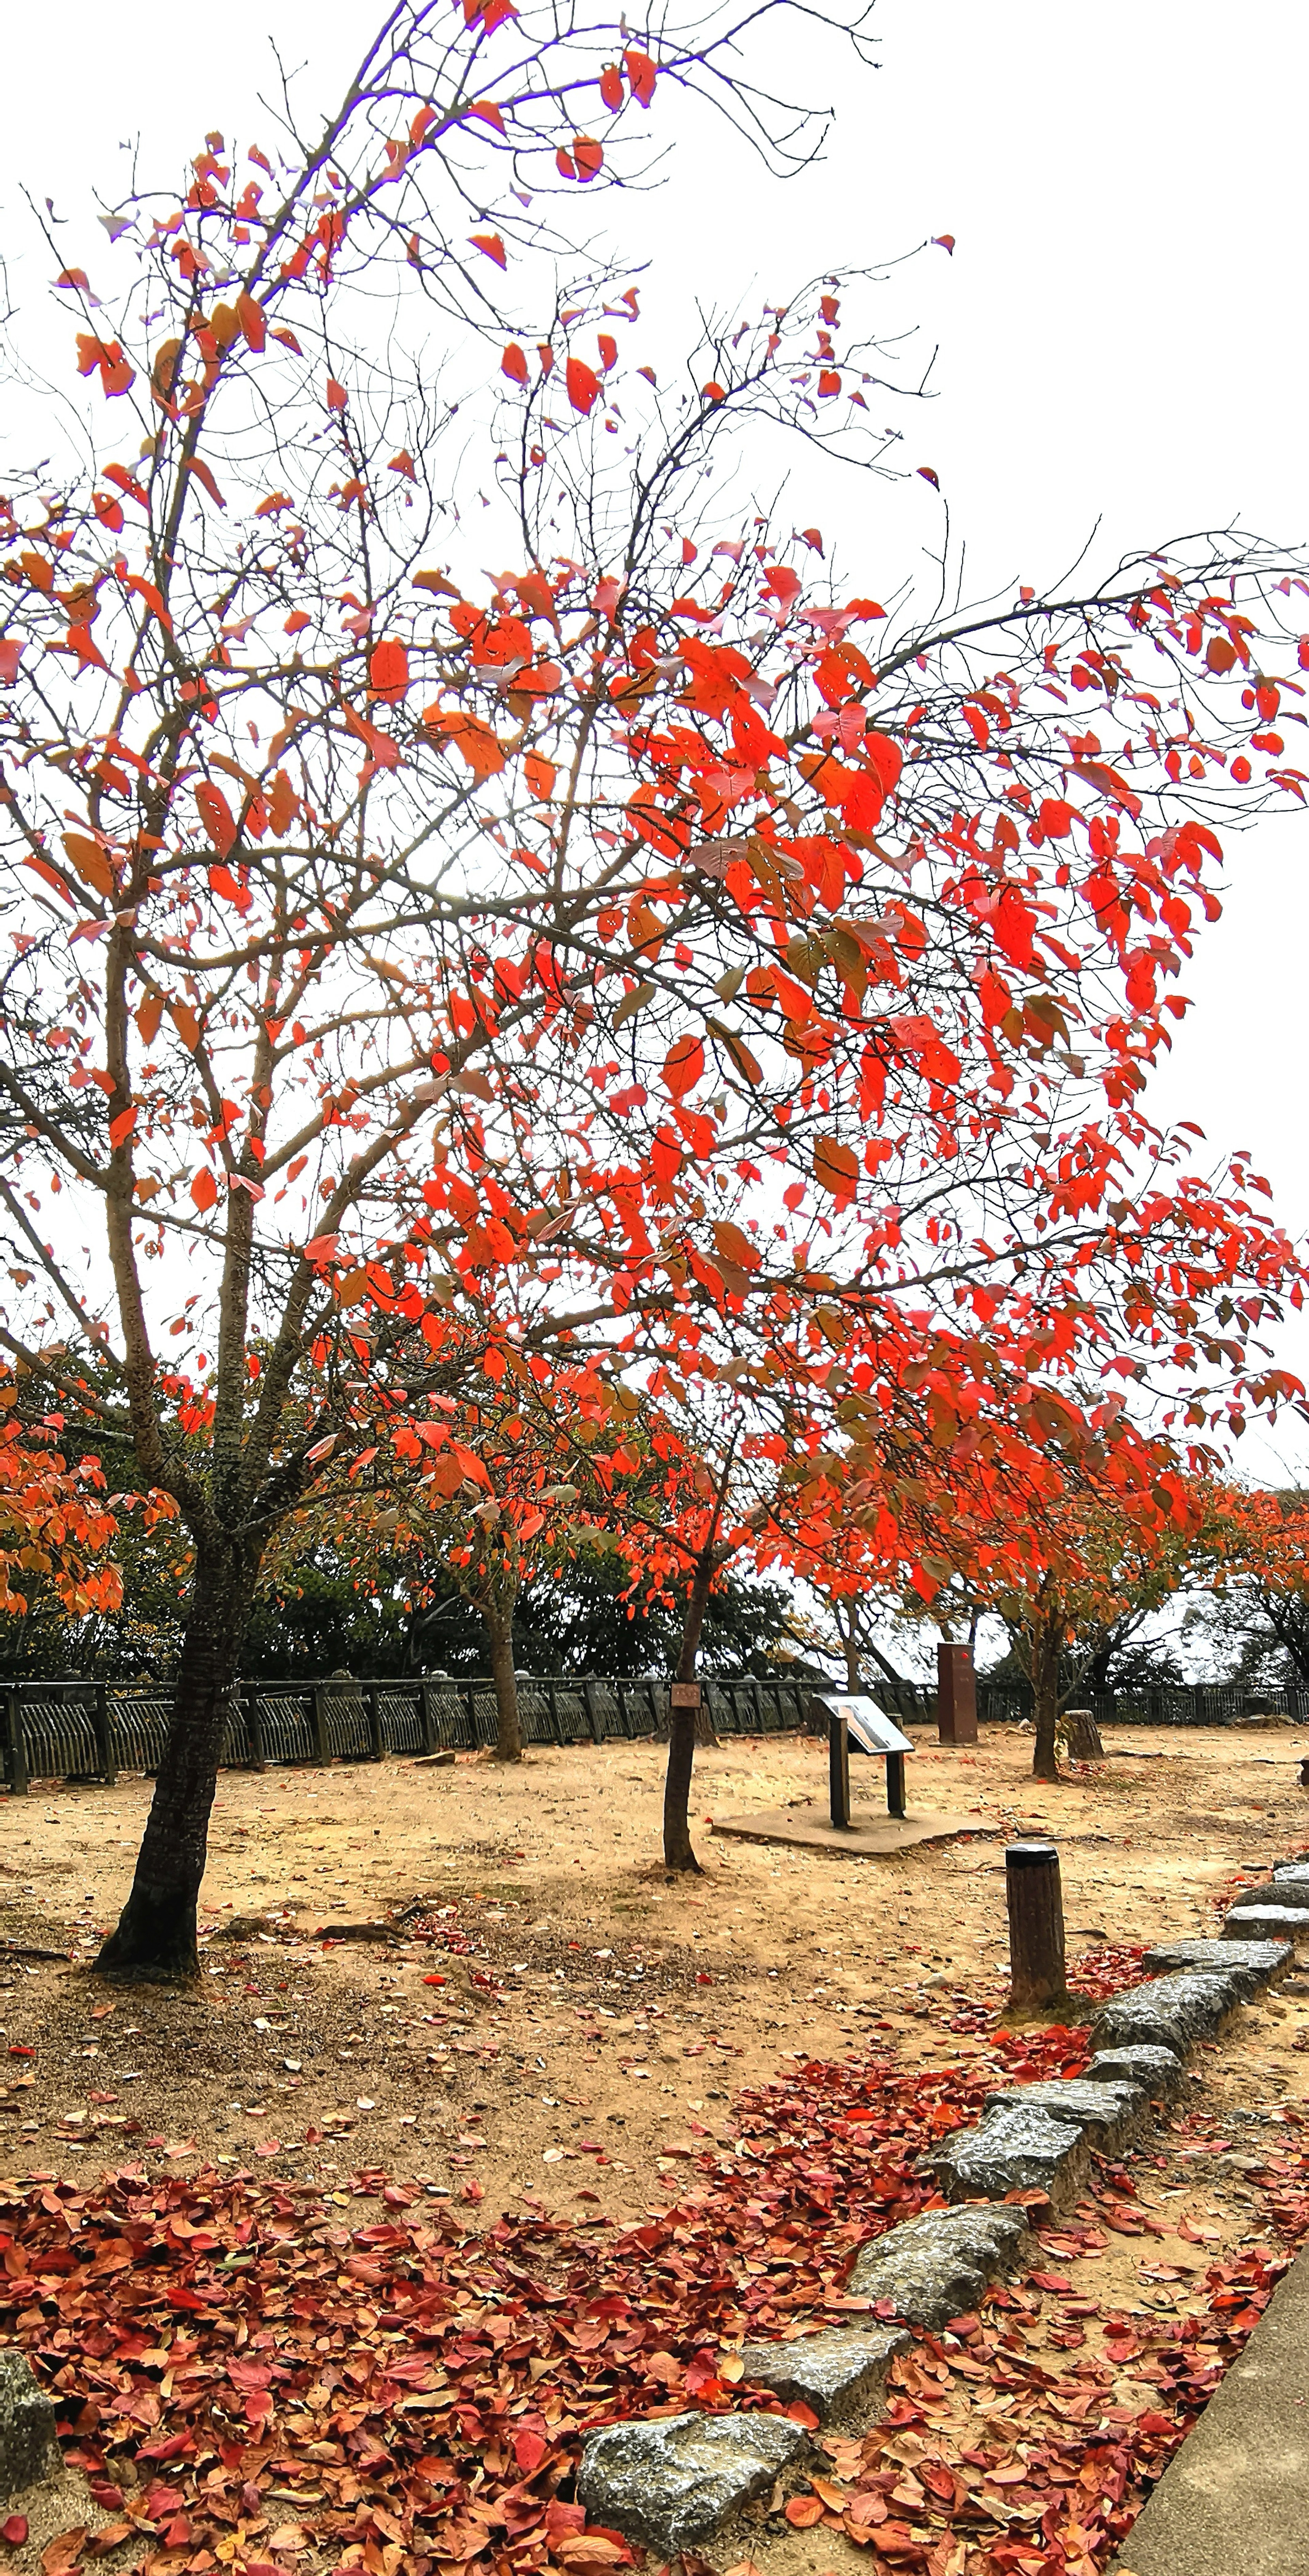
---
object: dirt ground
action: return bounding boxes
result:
[0,1717,1304,2225]
[0,1717,1307,2576]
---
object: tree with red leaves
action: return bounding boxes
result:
[1,1,1306,1973]
[0,1393,121,1623]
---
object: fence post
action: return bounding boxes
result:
[545,1682,565,1746]
[3,1688,27,1798]
[246,1687,267,1772]
[366,1687,385,1761]
[464,1683,478,1748]
[311,1685,331,1767]
[583,1679,603,1744]
[93,1683,117,1786]
[420,1684,438,1755]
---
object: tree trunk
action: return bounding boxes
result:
[663,1546,715,1872]
[94,1544,253,1982]
[482,1594,522,1762]
[840,1600,861,1693]
[1030,1614,1062,1782]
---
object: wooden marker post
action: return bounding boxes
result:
[937,1642,978,1745]
[1006,1840,1066,2010]
[829,1705,852,1829]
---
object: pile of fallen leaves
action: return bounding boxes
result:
[0,1956,1289,2576]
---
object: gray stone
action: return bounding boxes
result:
[845,2204,1032,2328]
[0,2351,59,2498]
[1141,1938,1292,1991]
[1243,1875,1309,1912]
[980,2077,1147,2153]
[1224,1907,1308,1943]
[577,2410,808,2553]
[923,2102,1089,2208]
[1272,1862,1309,1885]
[1084,2044,1188,2100]
[1093,1969,1247,2057]
[738,2325,908,2425]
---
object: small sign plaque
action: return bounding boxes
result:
[813,1693,913,1756]
[670,1682,702,1710]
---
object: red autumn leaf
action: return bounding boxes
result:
[784,2496,825,2528]
[326,375,348,410]
[813,1135,858,1199]
[369,638,410,703]
[566,356,601,414]
[663,1034,704,1099]
[470,233,507,268]
[501,343,529,385]
[2,2518,28,2546]
[573,134,603,180]
[599,63,623,108]
[195,783,237,857]
[623,45,656,102]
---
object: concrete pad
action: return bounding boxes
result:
[1109,2242,1309,2576]
[710,1805,980,1860]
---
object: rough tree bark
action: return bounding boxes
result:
[94,1538,259,1981]
[1030,1607,1063,1783]
[663,1543,716,1872]
[481,1590,523,1763]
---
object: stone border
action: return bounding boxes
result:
[576,1932,1295,2557]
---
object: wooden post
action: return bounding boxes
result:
[828,1706,851,1829]
[420,1684,438,1755]
[311,1685,331,1768]
[1006,1840,1066,2010]
[886,1750,906,1818]
[366,1687,385,1761]
[246,1688,267,1772]
[2,1688,27,1797]
[583,1679,604,1745]
[937,1642,978,1745]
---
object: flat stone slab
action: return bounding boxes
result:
[1140,1938,1292,1990]
[1093,1969,1248,2058]
[710,1806,979,1861]
[1224,1906,1309,1942]
[1272,1861,1309,1885]
[577,2409,808,2552]
[1240,1876,1309,1912]
[1084,2044,1188,2100]
[846,2205,1032,2327]
[923,2102,1089,2207]
[738,2325,908,2425]
[1105,2240,1309,2576]
[980,2077,1146,2153]
[0,2351,60,2499]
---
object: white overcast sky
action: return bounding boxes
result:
[5,0,1307,1485]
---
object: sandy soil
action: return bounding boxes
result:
[0,1717,1303,2230]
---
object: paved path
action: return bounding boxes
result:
[1111,2241,1309,2576]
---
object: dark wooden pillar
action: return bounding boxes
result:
[937,1642,978,1745]
[1006,1840,1066,2010]
[829,1707,852,1828]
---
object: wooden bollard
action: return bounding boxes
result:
[1006,1840,1066,2010]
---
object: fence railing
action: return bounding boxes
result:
[1,1669,1299,1792]
[975,1681,1309,1730]
[0,1671,825,1793]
